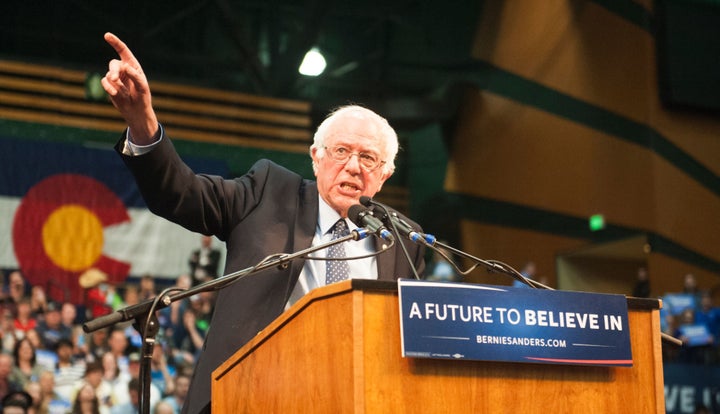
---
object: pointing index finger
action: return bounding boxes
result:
[104,32,139,66]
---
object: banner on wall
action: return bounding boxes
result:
[0,136,228,302]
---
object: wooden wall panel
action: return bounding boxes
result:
[447,91,657,230]
[652,156,720,260]
[458,220,584,289]
[474,0,653,124]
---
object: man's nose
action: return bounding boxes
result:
[343,153,362,172]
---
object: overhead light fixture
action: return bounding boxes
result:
[299,47,326,76]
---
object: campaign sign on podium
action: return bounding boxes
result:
[398,279,632,367]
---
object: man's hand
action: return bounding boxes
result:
[101,32,159,143]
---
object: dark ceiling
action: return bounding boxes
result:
[0,0,481,125]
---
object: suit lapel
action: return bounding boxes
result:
[289,180,318,280]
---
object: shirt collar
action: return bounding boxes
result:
[318,196,359,235]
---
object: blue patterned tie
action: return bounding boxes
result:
[325,219,350,284]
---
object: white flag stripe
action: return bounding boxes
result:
[0,197,21,267]
[104,208,225,278]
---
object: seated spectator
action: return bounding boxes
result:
[37,370,71,414]
[5,272,28,319]
[1,308,17,354]
[22,381,41,414]
[182,294,212,359]
[53,339,86,404]
[21,331,41,356]
[120,285,139,308]
[1,390,32,414]
[138,275,156,302]
[79,269,111,320]
[675,307,714,364]
[35,302,72,352]
[8,338,43,392]
[693,291,720,364]
[150,346,175,398]
[695,292,720,338]
[71,383,100,414]
[74,361,113,414]
[126,354,160,409]
[100,353,127,406]
[106,329,129,379]
[159,275,190,354]
[160,372,189,414]
[29,286,48,320]
[12,300,36,339]
[84,329,109,365]
[0,353,16,402]
[60,303,77,329]
[109,378,139,414]
[153,400,174,414]
[59,302,88,362]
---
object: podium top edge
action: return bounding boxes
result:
[349,280,661,310]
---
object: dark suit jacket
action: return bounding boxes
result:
[117,135,425,414]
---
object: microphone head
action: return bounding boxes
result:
[359,196,373,206]
[348,204,369,227]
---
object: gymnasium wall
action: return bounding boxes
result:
[439,0,720,295]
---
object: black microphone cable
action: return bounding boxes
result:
[361,196,547,289]
[363,202,421,280]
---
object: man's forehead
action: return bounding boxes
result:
[327,132,381,147]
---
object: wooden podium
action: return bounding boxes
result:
[212,280,665,413]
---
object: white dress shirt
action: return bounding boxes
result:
[285,196,378,308]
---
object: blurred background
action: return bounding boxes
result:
[0,1,719,412]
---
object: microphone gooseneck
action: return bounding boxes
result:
[356,199,421,280]
[359,197,547,288]
[359,196,435,244]
[348,204,394,242]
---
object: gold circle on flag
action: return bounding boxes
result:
[41,205,104,271]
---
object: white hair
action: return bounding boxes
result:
[310,105,399,174]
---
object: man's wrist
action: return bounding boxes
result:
[123,123,164,156]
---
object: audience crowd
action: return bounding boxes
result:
[0,258,717,413]
[658,272,720,365]
[0,269,206,414]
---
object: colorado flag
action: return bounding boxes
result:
[0,136,228,303]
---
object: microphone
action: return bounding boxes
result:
[348,204,394,242]
[359,196,436,245]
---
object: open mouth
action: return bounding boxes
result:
[339,182,361,193]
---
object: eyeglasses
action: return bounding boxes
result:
[324,145,385,172]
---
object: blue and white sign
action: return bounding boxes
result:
[398,279,632,367]
[663,293,698,315]
[676,324,713,347]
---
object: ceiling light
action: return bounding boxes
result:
[299,47,326,76]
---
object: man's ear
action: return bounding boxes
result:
[377,170,392,192]
[310,147,319,176]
